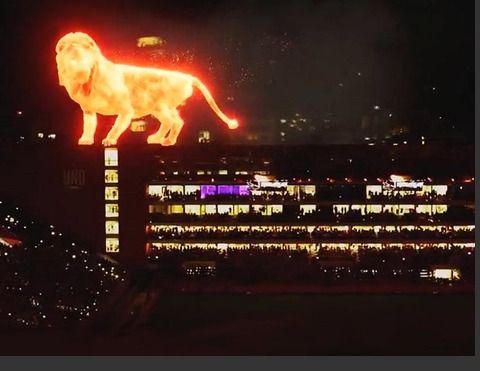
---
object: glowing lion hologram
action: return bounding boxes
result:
[55,32,239,146]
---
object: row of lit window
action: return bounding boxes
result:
[149,224,475,233]
[148,204,450,216]
[148,184,451,199]
[147,242,475,253]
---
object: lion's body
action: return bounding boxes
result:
[55,32,238,146]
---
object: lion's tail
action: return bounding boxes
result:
[192,77,239,129]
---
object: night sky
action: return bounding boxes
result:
[0,0,474,143]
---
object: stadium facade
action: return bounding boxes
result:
[0,140,474,270]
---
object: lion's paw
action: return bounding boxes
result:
[102,138,117,147]
[78,138,94,145]
[147,135,162,144]
[161,138,176,146]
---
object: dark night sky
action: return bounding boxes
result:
[0,0,474,142]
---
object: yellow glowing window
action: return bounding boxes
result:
[266,204,283,215]
[366,205,382,213]
[201,204,217,214]
[300,205,316,214]
[185,204,201,215]
[166,185,184,194]
[432,185,448,195]
[422,185,432,193]
[169,205,184,214]
[301,185,316,195]
[104,148,118,166]
[416,204,432,214]
[433,205,448,214]
[366,185,382,198]
[185,185,201,194]
[106,221,119,234]
[198,130,211,143]
[105,204,119,217]
[130,120,146,132]
[105,187,119,200]
[106,238,119,253]
[331,225,349,232]
[432,268,460,280]
[217,205,234,214]
[333,205,350,214]
[233,204,249,214]
[105,170,119,183]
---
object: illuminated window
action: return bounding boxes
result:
[432,185,448,195]
[233,204,249,215]
[217,205,234,214]
[266,204,283,215]
[452,226,475,231]
[169,205,184,214]
[432,205,448,214]
[166,185,184,194]
[416,204,432,214]
[300,185,316,195]
[366,185,382,198]
[106,238,119,253]
[201,204,217,214]
[333,205,350,214]
[185,185,201,195]
[104,148,118,166]
[422,185,432,193]
[185,204,201,215]
[148,185,167,200]
[251,204,267,215]
[300,205,316,214]
[105,170,119,183]
[130,120,146,132]
[218,170,228,175]
[105,187,119,200]
[106,220,119,234]
[105,204,119,217]
[198,130,211,143]
[366,205,382,213]
[432,268,460,281]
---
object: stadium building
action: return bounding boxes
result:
[0,140,474,275]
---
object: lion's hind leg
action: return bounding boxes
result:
[147,108,174,144]
[162,109,184,146]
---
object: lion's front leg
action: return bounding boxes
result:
[78,111,97,145]
[102,109,134,146]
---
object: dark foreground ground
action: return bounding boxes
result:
[0,292,475,356]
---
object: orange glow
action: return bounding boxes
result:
[55,32,239,146]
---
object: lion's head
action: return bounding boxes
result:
[55,32,101,94]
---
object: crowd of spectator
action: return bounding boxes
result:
[0,199,126,330]
[148,225,474,242]
[148,206,475,224]
[148,184,474,203]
